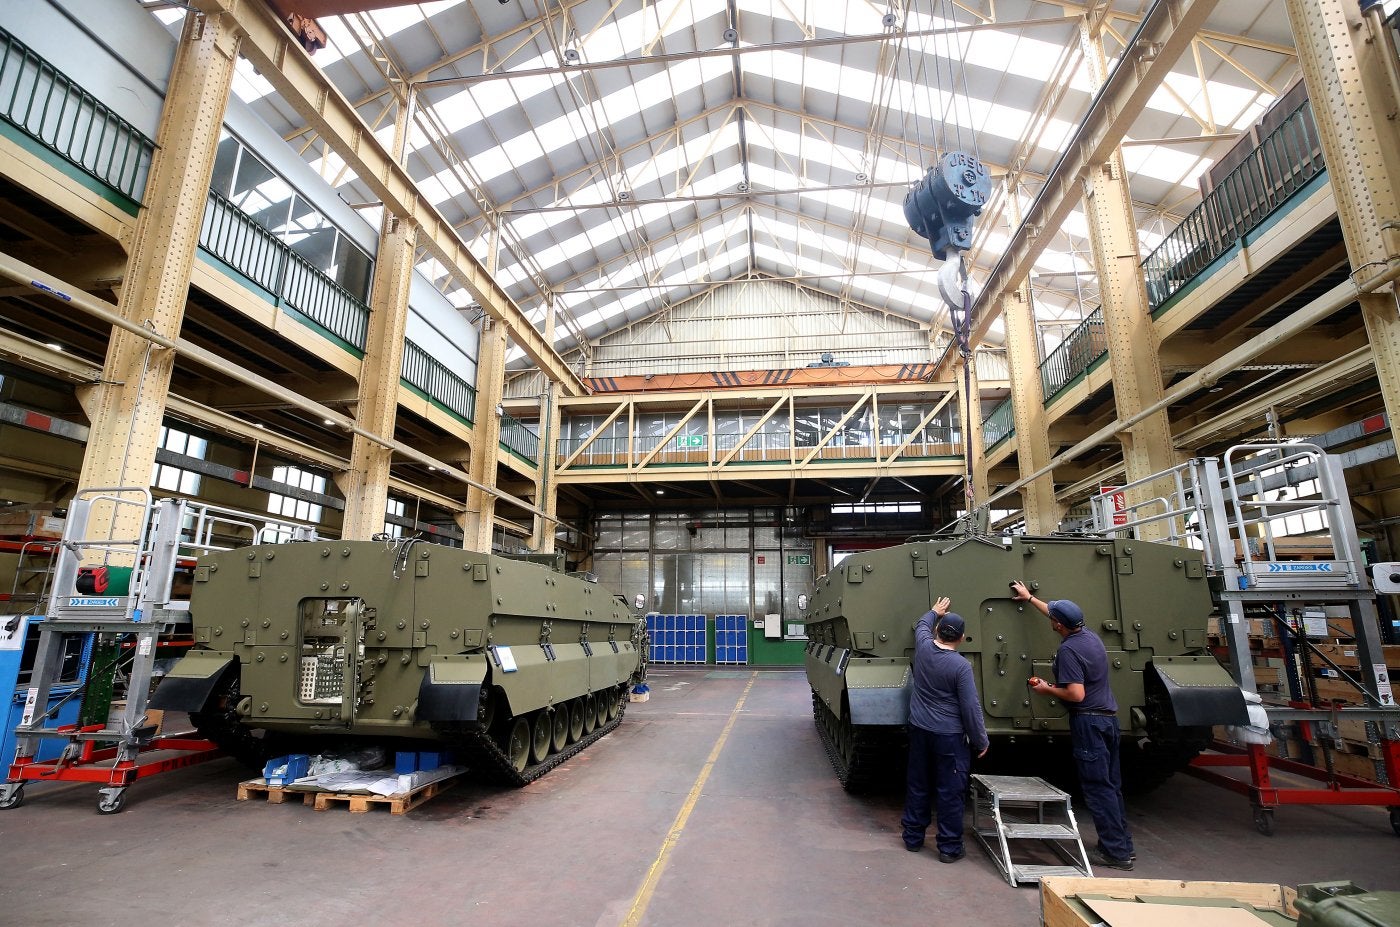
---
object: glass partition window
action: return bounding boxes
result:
[591,506,813,623]
[210,132,373,300]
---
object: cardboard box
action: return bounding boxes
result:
[0,504,65,539]
[1041,877,1297,927]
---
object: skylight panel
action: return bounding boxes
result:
[1122,145,1212,190]
[231,59,277,105]
[499,197,695,281]
[421,57,732,191]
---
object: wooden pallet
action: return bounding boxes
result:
[237,775,459,814]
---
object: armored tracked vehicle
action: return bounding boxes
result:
[805,534,1245,791]
[152,540,645,785]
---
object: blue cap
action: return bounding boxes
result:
[935,612,966,639]
[1047,599,1084,627]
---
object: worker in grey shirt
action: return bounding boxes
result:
[901,596,990,862]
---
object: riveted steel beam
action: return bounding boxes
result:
[191,0,584,396]
[937,0,1221,378]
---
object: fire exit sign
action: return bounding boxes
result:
[787,554,811,565]
[675,435,705,448]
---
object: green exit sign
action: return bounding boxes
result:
[675,435,706,448]
[787,554,812,565]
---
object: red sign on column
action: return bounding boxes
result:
[1099,486,1128,526]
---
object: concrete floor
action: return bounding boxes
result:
[0,666,1396,927]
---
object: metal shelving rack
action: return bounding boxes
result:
[1088,443,1400,836]
[0,489,312,814]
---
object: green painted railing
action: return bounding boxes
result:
[982,397,1014,448]
[499,412,539,463]
[1039,308,1107,402]
[1142,99,1324,312]
[0,26,155,202]
[200,189,369,350]
[401,339,476,424]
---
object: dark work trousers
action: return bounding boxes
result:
[1070,713,1134,860]
[901,726,971,853]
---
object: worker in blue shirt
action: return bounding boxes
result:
[1010,580,1135,870]
[901,596,989,863]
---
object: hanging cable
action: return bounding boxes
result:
[955,253,976,511]
[902,0,990,262]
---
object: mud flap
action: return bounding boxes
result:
[149,652,236,711]
[417,656,488,722]
[845,664,913,725]
[1148,656,1249,726]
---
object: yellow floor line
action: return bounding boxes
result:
[620,671,757,927]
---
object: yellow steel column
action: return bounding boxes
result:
[531,381,562,553]
[464,317,507,550]
[1079,21,1176,527]
[76,13,238,539]
[1001,283,1061,531]
[529,295,560,551]
[338,213,417,538]
[1285,0,1400,454]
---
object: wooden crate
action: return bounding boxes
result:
[1308,677,1364,705]
[1041,877,1297,927]
[1312,643,1400,672]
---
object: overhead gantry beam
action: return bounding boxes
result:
[934,0,1221,377]
[191,0,585,396]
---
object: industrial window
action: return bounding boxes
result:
[267,465,326,523]
[383,497,406,539]
[1272,476,1326,537]
[151,426,206,495]
[831,502,921,514]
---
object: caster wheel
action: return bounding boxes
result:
[1389,807,1399,838]
[0,785,24,810]
[1253,807,1274,836]
[97,791,127,815]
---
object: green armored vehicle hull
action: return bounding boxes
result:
[805,535,1245,791]
[152,541,645,785]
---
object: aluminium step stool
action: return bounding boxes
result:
[971,774,1093,886]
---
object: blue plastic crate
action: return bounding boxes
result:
[395,750,419,774]
[263,754,310,787]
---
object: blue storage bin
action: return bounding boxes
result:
[418,750,445,770]
[263,754,310,787]
[395,750,419,774]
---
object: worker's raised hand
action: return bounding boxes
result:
[1009,580,1030,601]
[931,596,952,617]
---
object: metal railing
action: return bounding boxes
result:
[557,429,961,466]
[982,397,1015,448]
[0,26,155,203]
[200,189,369,350]
[1142,99,1325,312]
[498,412,539,464]
[1039,308,1107,401]
[401,339,476,424]
[557,436,629,466]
